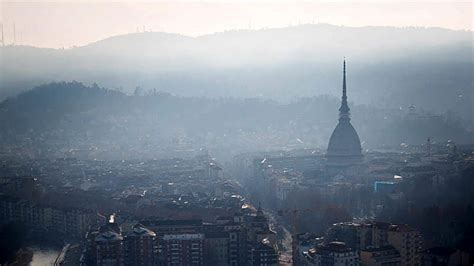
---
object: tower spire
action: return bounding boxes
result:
[343,59,346,97]
[339,59,350,121]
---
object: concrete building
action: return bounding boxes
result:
[326,222,423,266]
[87,218,160,266]
[251,239,279,266]
[387,224,423,266]
[123,224,157,266]
[161,233,204,266]
[94,217,124,266]
[360,245,401,266]
[204,231,230,266]
[303,242,359,266]
[0,195,94,239]
[83,208,277,266]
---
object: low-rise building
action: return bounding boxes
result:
[303,242,359,266]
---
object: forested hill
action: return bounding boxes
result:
[0,82,472,160]
[1,24,472,122]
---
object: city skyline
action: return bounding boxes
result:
[0,1,473,265]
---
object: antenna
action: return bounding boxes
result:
[13,23,16,45]
[0,24,3,46]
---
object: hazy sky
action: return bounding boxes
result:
[1,0,472,48]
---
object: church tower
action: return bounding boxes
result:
[326,60,363,171]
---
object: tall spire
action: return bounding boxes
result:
[343,59,347,99]
[339,59,350,121]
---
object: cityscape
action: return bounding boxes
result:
[0,1,473,266]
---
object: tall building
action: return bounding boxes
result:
[139,219,204,265]
[251,239,279,266]
[87,218,159,266]
[327,60,363,172]
[387,225,423,266]
[204,231,230,266]
[360,246,401,266]
[123,224,157,266]
[161,233,205,265]
[94,217,124,266]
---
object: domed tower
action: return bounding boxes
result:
[326,60,363,170]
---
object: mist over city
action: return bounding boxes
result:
[0,1,473,265]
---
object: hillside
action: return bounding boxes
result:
[0,24,472,121]
[0,82,472,161]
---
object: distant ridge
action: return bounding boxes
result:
[2,24,469,51]
[1,24,472,120]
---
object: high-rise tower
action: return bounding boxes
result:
[326,60,363,169]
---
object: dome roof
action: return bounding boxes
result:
[326,60,363,167]
[327,120,362,158]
